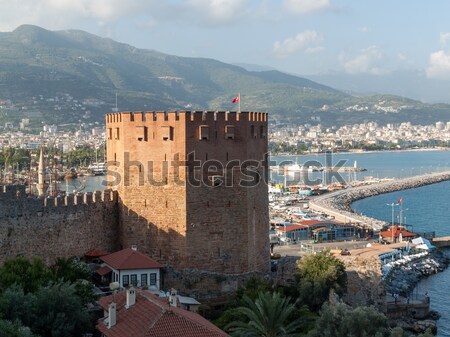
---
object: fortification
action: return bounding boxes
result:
[0,185,119,264]
[106,111,270,275]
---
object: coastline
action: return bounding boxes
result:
[309,171,450,230]
[271,147,448,158]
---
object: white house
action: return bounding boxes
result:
[98,246,163,290]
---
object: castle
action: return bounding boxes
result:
[0,110,270,299]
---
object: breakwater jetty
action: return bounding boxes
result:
[309,171,450,230]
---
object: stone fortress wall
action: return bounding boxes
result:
[0,185,119,264]
[0,110,271,302]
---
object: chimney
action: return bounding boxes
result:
[169,288,178,307]
[108,302,116,328]
[126,288,136,308]
[131,245,138,251]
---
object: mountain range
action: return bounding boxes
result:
[0,24,449,129]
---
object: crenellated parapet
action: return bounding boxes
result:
[106,111,267,124]
[0,185,118,218]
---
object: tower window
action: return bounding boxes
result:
[114,128,120,140]
[251,125,256,138]
[199,125,209,140]
[225,125,235,139]
[210,175,223,187]
[107,128,112,139]
[162,126,173,141]
[260,125,266,138]
[136,126,148,141]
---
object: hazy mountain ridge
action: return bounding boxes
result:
[0,25,448,129]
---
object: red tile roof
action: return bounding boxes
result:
[299,220,334,227]
[379,225,416,239]
[96,265,112,276]
[275,224,308,233]
[85,248,109,257]
[97,290,229,337]
[101,248,163,270]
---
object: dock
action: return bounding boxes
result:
[431,236,450,248]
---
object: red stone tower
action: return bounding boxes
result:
[106,111,269,275]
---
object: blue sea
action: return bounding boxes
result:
[274,150,450,336]
[345,152,450,336]
[81,150,450,335]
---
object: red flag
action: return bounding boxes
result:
[397,197,402,204]
[232,94,240,103]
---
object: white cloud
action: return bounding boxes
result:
[185,0,250,24]
[426,50,450,80]
[283,0,331,15]
[398,52,407,61]
[340,46,386,75]
[359,27,368,33]
[0,0,153,31]
[439,32,450,48]
[273,30,324,58]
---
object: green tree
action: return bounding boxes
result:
[0,320,36,337]
[309,303,389,337]
[296,252,347,311]
[225,292,303,337]
[51,258,97,305]
[32,282,91,337]
[52,257,92,283]
[0,286,36,328]
[0,257,53,293]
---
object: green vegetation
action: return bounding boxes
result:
[216,253,430,337]
[0,25,449,128]
[225,292,304,337]
[0,148,31,170]
[296,251,347,311]
[0,257,97,337]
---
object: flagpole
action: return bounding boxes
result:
[238,93,241,113]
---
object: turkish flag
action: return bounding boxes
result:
[397,197,402,204]
[232,95,240,103]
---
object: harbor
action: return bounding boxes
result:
[269,158,450,335]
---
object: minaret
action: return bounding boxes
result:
[36,147,47,197]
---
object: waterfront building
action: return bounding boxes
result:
[379,225,417,243]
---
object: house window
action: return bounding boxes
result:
[130,274,138,286]
[123,275,129,287]
[199,125,209,140]
[225,125,235,139]
[162,126,173,141]
[141,274,148,286]
[150,273,157,286]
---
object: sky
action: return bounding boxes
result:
[2,0,450,80]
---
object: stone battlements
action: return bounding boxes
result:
[0,185,117,217]
[106,111,267,124]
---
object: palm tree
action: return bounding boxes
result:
[225,291,303,337]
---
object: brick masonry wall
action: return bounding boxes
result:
[107,111,271,275]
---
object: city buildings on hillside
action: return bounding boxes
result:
[270,121,450,152]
